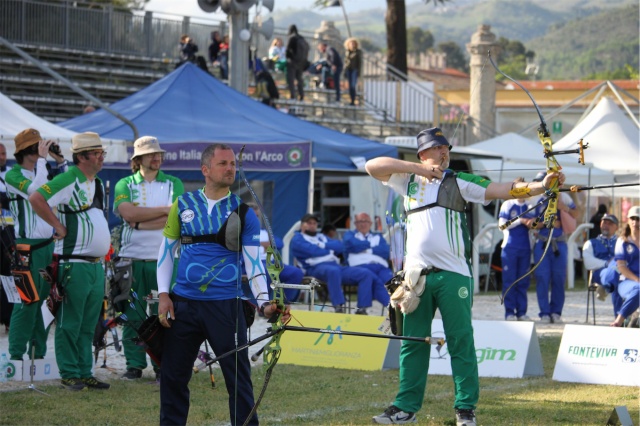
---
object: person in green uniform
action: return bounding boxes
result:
[5,128,66,360]
[30,132,111,391]
[113,136,183,380]
[367,127,566,426]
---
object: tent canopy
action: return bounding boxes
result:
[0,91,128,162]
[555,97,639,178]
[60,63,397,172]
[467,133,615,186]
[59,63,397,235]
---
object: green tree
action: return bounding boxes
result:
[494,36,536,81]
[407,27,434,54]
[437,41,467,73]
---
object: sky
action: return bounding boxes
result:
[145,0,392,21]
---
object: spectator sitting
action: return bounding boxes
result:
[611,206,640,327]
[343,212,393,285]
[582,214,621,317]
[316,42,343,102]
[290,213,388,314]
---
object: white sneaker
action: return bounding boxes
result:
[505,315,517,321]
[455,408,476,426]
[518,315,532,321]
[539,315,551,324]
[372,405,417,424]
[551,313,563,324]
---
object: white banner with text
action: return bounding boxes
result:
[553,325,640,386]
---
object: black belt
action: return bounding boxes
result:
[120,258,157,263]
[57,254,102,263]
[180,234,218,245]
[421,267,442,276]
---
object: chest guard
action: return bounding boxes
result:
[180,202,249,253]
[406,171,466,216]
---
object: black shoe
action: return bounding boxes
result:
[372,405,416,424]
[455,408,476,426]
[355,308,368,315]
[333,304,345,313]
[60,378,87,391]
[121,368,143,380]
[82,376,110,390]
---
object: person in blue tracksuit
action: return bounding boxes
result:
[343,212,391,314]
[582,214,620,317]
[290,213,383,314]
[611,206,640,327]
[498,196,535,321]
[531,173,578,324]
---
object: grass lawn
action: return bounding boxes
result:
[1,334,638,425]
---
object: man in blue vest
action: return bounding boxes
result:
[582,213,620,316]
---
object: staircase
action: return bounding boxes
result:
[0,42,172,122]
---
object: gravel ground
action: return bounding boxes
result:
[0,288,618,390]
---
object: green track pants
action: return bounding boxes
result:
[54,262,104,379]
[8,239,53,360]
[394,270,479,413]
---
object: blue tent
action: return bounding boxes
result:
[60,63,397,236]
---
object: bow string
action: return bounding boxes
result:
[237,145,285,425]
[488,52,566,302]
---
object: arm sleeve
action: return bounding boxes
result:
[157,236,179,294]
[343,232,371,254]
[372,236,390,259]
[290,233,331,259]
[30,158,50,194]
[325,238,344,254]
[242,245,269,303]
[582,240,607,271]
[112,178,130,215]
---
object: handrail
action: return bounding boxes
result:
[362,55,498,142]
[0,36,138,140]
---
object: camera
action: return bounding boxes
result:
[49,143,62,156]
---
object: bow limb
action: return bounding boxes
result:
[489,52,562,302]
[238,145,285,426]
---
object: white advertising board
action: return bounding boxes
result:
[384,319,543,378]
[553,325,640,387]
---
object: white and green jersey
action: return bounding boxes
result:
[37,166,110,257]
[113,170,184,260]
[5,159,55,239]
[386,171,490,277]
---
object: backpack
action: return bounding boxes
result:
[294,36,309,67]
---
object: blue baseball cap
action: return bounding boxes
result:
[416,127,451,158]
[601,214,619,225]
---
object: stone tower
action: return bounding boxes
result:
[466,24,501,144]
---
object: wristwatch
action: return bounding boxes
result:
[259,302,271,315]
